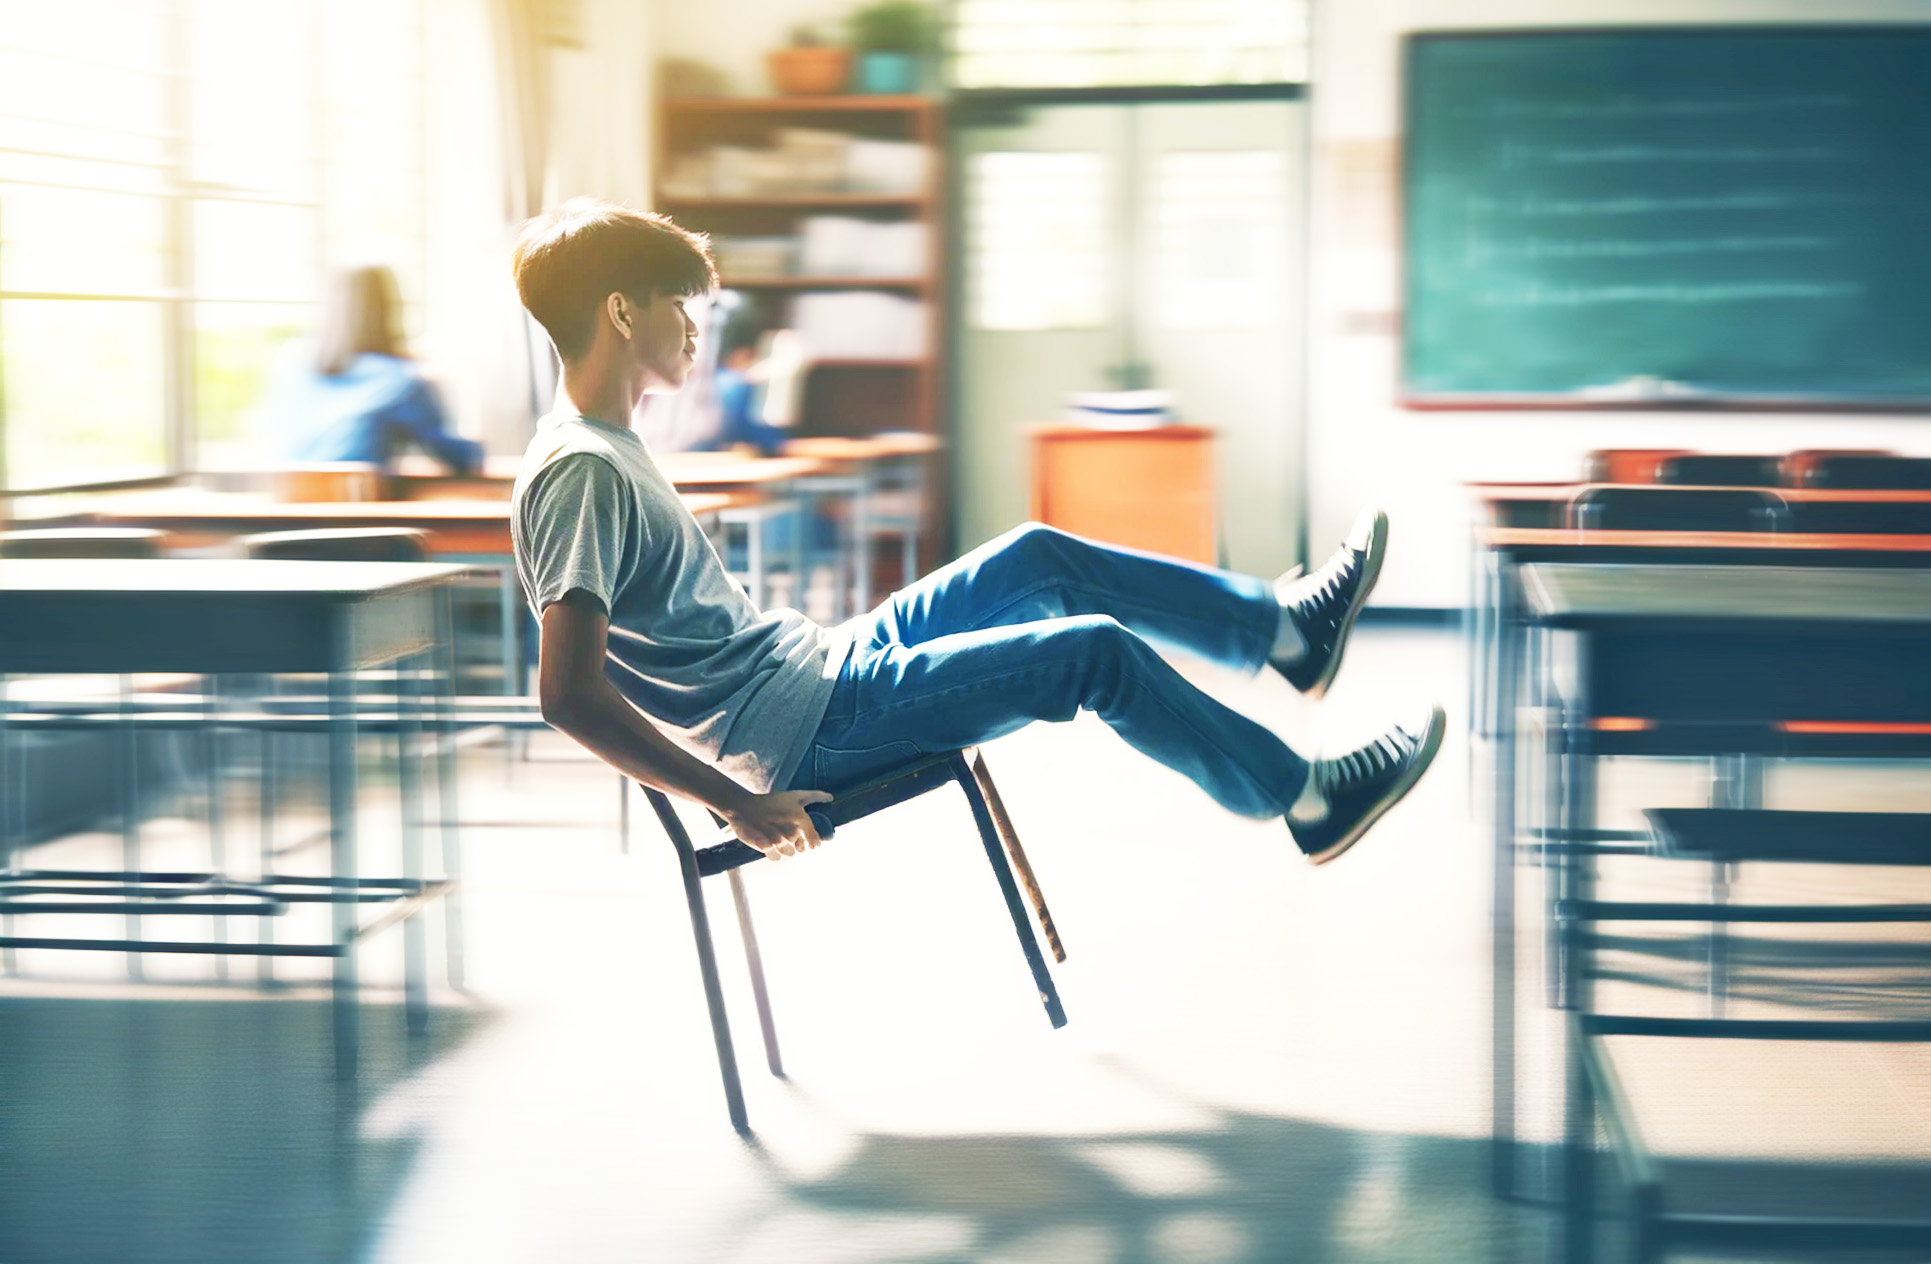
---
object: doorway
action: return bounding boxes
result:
[952,99,1306,578]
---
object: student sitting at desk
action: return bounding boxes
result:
[510,199,1444,871]
[273,264,483,474]
[695,295,790,458]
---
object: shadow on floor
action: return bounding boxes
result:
[726,1104,1928,1263]
[0,994,489,1264]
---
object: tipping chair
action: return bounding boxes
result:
[642,748,1064,1133]
[1653,454,1785,488]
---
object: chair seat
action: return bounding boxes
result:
[1646,807,1931,865]
[694,753,959,876]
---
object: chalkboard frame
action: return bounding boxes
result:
[1400,24,1931,413]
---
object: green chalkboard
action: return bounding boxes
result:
[1403,27,1931,407]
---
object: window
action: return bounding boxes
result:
[967,151,1110,330]
[1153,150,1285,328]
[0,0,425,491]
[951,0,1310,90]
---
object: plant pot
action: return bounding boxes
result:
[855,50,920,95]
[767,46,850,96]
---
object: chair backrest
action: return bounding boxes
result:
[1780,449,1896,486]
[1581,448,1693,485]
[0,527,166,559]
[243,526,429,562]
[1568,486,1790,533]
[1787,499,1931,536]
[1793,454,1931,490]
[1654,454,1784,487]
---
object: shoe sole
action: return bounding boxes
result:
[1304,509,1389,700]
[1305,702,1446,866]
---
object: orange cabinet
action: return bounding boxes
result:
[1029,424,1216,564]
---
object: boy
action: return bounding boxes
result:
[510,199,1444,865]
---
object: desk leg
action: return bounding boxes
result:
[328,670,360,1082]
[1557,708,1599,1264]
[1490,575,1520,1199]
[498,564,520,696]
[2,676,16,975]
[204,679,228,981]
[120,674,142,980]
[853,477,872,617]
[258,721,277,987]
[435,587,466,992]
[398,648,428,1038]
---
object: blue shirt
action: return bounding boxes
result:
[698,365,788,457]
[279,352,482,473]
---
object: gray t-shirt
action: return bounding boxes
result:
[510,411,850,793]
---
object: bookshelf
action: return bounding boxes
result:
[654,94,949,566]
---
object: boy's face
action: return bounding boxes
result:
[630,290,700,391]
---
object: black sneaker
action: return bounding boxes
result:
[1271,508,1388,698]
[1289,703,1446,865]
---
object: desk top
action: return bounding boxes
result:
[651,453,830,486]
[1522,562,1931,626]
[0,559,473,673]
[0,557,473,597]
[1471,481,1931,505]
[781,433,942,461]
[1480,527,1931,553]
[392,451,831,489]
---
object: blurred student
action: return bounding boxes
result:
[509,199,1444,870]
[696,297,789,457]
[275,265,482,473]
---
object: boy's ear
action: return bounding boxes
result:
[605,291,631,340]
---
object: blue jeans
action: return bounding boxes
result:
[792,523,1309,818]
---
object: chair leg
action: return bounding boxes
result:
[728,867,784,1077]
[645,787,750,1133]
[948,752,1066,1029]
[967,750,1065,964]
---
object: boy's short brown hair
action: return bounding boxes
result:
[512,199,717,360]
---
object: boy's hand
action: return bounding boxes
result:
[722,790,834,861]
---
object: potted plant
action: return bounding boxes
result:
[846,0,936,95]
[768,25,850,96]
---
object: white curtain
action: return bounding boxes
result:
[418,0,658,455]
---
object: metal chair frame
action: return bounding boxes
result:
[641,747,1064,1133]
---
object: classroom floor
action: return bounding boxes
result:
[1,624,1925,1264]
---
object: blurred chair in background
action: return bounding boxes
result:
[1791,452,1931,490]
[1567,485,1791,533]
[1581,448,1692,484]
[1654,453,1784,487]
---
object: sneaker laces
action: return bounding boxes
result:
[1317,727,1411,796]
[1283,545,1362,633]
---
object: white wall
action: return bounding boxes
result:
[1306,0,1931,607]
[655,0,854,98]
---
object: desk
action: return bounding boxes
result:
[36,492,739,694]
[1477,531,1931,1200]
[0,559,472,1080]
[1519,563,1931,1259]
[1030,424,1216,564]
[784,434,940,610]
[1472,481,1931,530]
